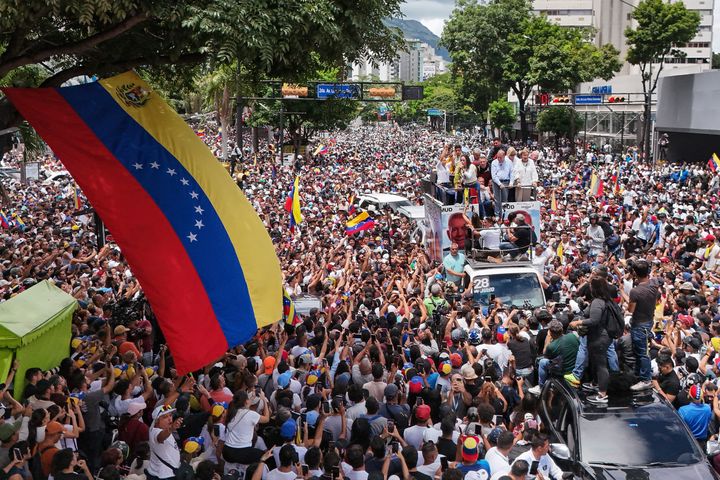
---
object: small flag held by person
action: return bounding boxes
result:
[346,211,375,235]
[286,176,303,233]
[283,290,301,326]
[708,153,720,172]
[550,190,557,212]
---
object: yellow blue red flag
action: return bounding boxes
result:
[2,72,282,374]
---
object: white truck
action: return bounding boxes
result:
[462,259,546,313]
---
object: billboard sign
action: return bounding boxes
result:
[316,83,360,99]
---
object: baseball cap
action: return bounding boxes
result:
[440,362,452,375]
[280,419,297,439]
[46,421,64,436]
[183,436,204,454]
[306,410,320,427]
[689,384,702,401]
[487,427,503,445]
[415,404,431,421]
[0,421,20,442]
[211,402,228,418]
[384,384,399,399]
[706,235,716,242]
[460,363,478,380]
[462,435,481,463]
[409,376,423,395]
[262,357,276,375]
[277,371,292,389]
[306,370,320,386]
[113,325,129,336]
[450,353,463,368]
[127,401,146,416]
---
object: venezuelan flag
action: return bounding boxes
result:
[283,290,301,326]
[288,176,302,233]
[3,72,282,374]
[0,211,10,229]
[73,184,82,210]
[550,190,557,212]
[347,211,369,227]
[708,153,720,173]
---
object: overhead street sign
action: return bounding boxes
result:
[316,83,361,99]
[427,108,443,117]
[574,94,603,105]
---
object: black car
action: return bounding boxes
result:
[538,378,719,479]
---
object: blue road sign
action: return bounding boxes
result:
[316,83,360,99]
[591,85,612,95]
[427,108,443,117]
[575,94,603,105]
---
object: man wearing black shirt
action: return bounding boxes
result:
[653,357,680,405]
[500,215,532,258]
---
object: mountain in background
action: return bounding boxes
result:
[384,18,450,62]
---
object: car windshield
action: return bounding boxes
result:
[471,272,544,309]
[579,413,702,466]
[391,200,412,208]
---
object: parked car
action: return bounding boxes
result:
[538,378,718,479]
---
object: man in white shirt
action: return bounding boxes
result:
[513,433,564,480]
[265,444,300,480]
[485,430,514,477]
[403,404,432,449]
[147,406,181,480]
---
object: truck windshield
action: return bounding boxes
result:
[471,272,545,309]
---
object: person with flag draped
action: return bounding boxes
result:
[284,176,303,234]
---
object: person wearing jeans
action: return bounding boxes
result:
[490,150,512,218]
[623,259,658,391]
[566,335,619,384]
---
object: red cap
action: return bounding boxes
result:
[660,257,671,264]
[415,404,431,421]
[450,353,463,368]
[706,235,716,242]
[409,379,423,395]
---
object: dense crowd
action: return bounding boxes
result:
[0,122,719,480]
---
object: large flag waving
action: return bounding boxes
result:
[3,72,282,374]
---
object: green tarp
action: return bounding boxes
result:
[0,281,77,399]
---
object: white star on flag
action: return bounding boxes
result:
[133,163,143,170]
[180,178,190,186]
[194,219,204,229]
[150,162,160,169]
[194,205,204,214]
[187,232,197,242]
[166,168,177,176]
[190,191,199,199]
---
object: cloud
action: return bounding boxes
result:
[400,0,456,35]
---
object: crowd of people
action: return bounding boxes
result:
[0,121,719,480]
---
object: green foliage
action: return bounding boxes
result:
[536,106,583,138]
[626,0,701,93]
[442,0,620,140]
[487,99,515,133]
[714,53,720,70]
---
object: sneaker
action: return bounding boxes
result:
[563,373,580,387]
[587,394,608,405]
[528,385,542,396]
[582,382,598,392]
[630,380,653,391]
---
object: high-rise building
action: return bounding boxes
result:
[398,39,424,83]
[350,38,440,83]
[532,0,714,75]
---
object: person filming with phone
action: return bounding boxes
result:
[512,433,564,480]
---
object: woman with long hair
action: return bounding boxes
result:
[507,325,536,383]
[222,390,270,465]
[570,277,615,404]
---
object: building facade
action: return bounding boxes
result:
[349,39,446,83]
[532,0,714,76]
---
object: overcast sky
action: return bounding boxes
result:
[400,0,720,52]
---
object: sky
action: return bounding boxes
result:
[401,0,720,52]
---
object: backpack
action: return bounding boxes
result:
[604,300,625,339]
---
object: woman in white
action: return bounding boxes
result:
[511,149,539,202]
[222,390,270,465]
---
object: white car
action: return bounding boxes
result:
[357,193,414,213]
[42,171,72,185]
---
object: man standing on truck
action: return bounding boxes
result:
[443,242,466,286]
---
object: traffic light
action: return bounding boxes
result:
[535,93,550,105]
[552,96,570,104]
[607,96,625,103]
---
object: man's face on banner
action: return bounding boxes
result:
[447,213,466,246]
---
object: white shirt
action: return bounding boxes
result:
[225,409,261,448]
[484,447,510,476]
[200,423,226,463]
[511,159,539,186]
[272,444,307,469]
[513,450,563,480]
[403,424,430,449]
[265,469,297,480]
[148,427,181,479]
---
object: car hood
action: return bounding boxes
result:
[589,462,718,480]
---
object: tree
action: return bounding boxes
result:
[442,0,620,142]
[714,52,720,70]
[487,99,515,135]
[626,0,700,160]
[0,0,404,140]
[536,106,584,148]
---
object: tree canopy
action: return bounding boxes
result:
[0,0,404,134]
[625,0,700,156]
[536,106,583,146]
[442,0,620,141]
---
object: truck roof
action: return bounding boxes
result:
[464,263,539,275]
